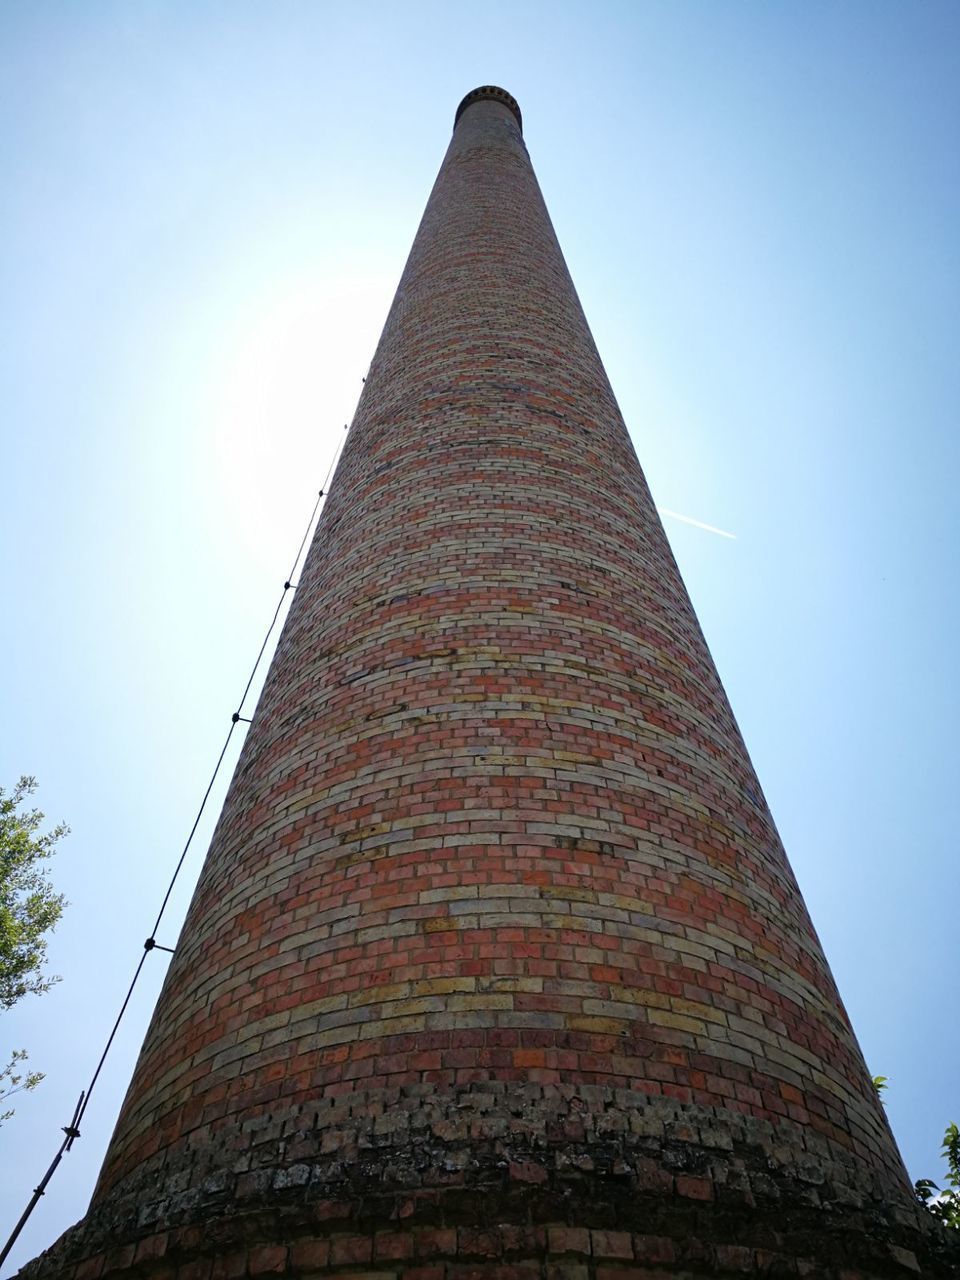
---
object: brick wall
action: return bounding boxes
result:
[21,88,955,1280]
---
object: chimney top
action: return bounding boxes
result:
[454,86,522,134]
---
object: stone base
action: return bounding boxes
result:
[19,1086,958,1280]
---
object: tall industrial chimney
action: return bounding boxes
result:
[20,87,951,1280]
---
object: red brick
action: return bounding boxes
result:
[101,1246,136,1276]
[176,1262,212,1280]
[416,1228,457,1258]
[676,1175,715,1201]
[509,1159,548,1183]
[289,1240,330,1271]
[547,1228,591,1257]
[248,1246,287,1276]
[73,1258,105,1280]
[134,1235,168,1265]
[211,1253,247,1280]
[329,1236,372,1267]
[590,1231,633,1260]
[632,1236,675,1265]
[457,1229,502,1258]
[375,1232,415,1261]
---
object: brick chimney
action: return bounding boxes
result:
[21,86,952,1280]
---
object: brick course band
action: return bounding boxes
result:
[19,89,957,1279]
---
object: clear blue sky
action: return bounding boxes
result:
[2,2,958,1268]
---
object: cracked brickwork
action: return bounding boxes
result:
[20,87,957,1279]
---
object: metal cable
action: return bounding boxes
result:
[0,417,353,1271]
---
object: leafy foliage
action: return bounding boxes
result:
[873,1074,957,1231]
[0,775,69,1011]
[0,1049,43,1128]
[915,1122,960,1230]
[0,776,68,1127]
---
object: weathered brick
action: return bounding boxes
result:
[716,1244,756,1272]
[676,1174,715,1201]
[329,1237,372,1267]
[248,1246,287,1276]
[176,1261,212,1280]
[546,1228,590,1257]
[210,1253,246,1280]
[590,1231,633,1260]
[289,1240,330,1271]
[133,1236,168,1266]
[73,1259,105,1280]
[100,1247,136,1276]
[632,1236,675,1265]
[374,1233,414,1262]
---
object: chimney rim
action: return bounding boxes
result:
[454,86,522,134]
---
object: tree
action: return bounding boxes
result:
[0,776,69,1127]
[0,1049,43,1126]
[0,775,69,1010]
[874,1075,959,1232]
[915,1122,960,1231]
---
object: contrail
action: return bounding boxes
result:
[657,508,737,540]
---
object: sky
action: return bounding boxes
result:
[1,0,958,1269]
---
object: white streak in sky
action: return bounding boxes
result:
[657,508,737,540]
